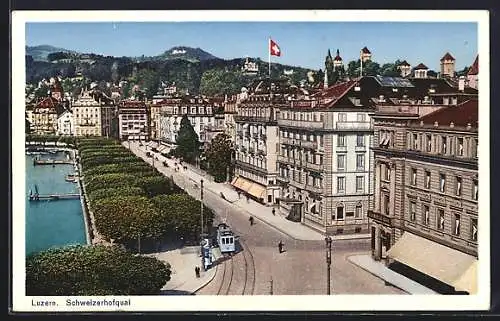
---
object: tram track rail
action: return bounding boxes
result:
[240,239,256,295]
[216,254,234,295]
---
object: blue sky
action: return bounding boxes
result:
[26,22,477,70]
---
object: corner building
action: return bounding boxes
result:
[368,99,478,294]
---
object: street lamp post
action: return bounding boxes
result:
[200,179,204,239]
[325,236,332,295]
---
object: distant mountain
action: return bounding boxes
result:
[155,46,219,62]
[25,45,318,96]
[26,45,78,62]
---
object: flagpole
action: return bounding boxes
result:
[268,37,271,78]
[360,49,363,77]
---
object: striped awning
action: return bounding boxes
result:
[231,176,266,199]
[157,145,167,152]
[387,232,477,293]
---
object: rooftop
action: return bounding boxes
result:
[418,99,478,128]
[361,46,371,54]
[414,63,429,70]
[468,55,479,76]
[440,52,455,62]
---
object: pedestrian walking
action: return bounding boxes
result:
[278,240,283,253]
[246,195,249,203]
[196,266,201,278]
[272,208,276,216]
[249,216,254,226]
[237,191,241,199]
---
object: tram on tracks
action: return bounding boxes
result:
[216,223,236,254]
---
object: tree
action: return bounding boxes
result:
[26,245,171,295]
[174,114,200,164]
[93,196,167,247]
[203,133,234,182]
[363,60,381,76]
[151,194,215,243]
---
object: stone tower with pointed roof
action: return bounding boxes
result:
[440,52,456,78]
[333,49,343,68]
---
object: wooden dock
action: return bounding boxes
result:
[28,193,80,201]
[33,159,73,166]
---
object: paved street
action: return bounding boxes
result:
[126,141,405,295]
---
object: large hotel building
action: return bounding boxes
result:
[368,95,478,294]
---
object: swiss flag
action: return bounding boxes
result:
[270,39,281,57]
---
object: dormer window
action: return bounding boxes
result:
[392,88,398,92]
[429,88,436,93]
[379,95,385,102]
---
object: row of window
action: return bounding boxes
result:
[281,130,323,144]
[408,167,478,200]
[337,176,365,193]
[408,132,478,158]
[238,108,271,118]
[280,148,324,164]
[164,106,213,115]
[280,112,367,123]
[121,114,147,120]
[332,203,363,220]
[279,168,323,187]
[337,154,366,170]
[337,134,366,147]
[408,200,478,241]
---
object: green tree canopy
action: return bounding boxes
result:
[88,186,146,202]
[203,133,234,182]
[26,245,171,295]
[93,196,167,243]
[152,194,215,242]
[174,114,200,164]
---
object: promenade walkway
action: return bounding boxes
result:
[144,246,217,295]
[127,142,370,242]
[347,254,436,294]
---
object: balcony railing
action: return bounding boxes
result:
[257,149,266,156]
[277,175,289,183]
[367,210,393,226]
[248,147,255,154]
[277,155,293,165]
[280,137,318,149]
[278,119,324,129]
[306,185,323,194]
[304,162,323,172]
[335,121,372,131]
[289,180,306,190]
[234,115,274,123]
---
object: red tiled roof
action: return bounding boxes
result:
[361,47,371,54]
[418,99,478,127]
[440,52,455,62]
[414,63,429,70]
[334,49,342,61]
[468,55,479,76]
[399,60,411,67]
[313,79,358,107]
[35,96,60,109]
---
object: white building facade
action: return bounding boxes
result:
[57,110,74,136]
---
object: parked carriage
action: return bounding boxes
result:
[216,223,236,253]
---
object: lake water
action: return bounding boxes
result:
[25,151,86,256]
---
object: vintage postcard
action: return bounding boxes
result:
[11,10,490,312]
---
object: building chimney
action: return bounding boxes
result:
[458,76,466,92]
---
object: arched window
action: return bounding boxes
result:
[355,202,363,218]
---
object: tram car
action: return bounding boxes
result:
[216,223,236,253]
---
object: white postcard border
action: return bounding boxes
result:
[11,9,490,312]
